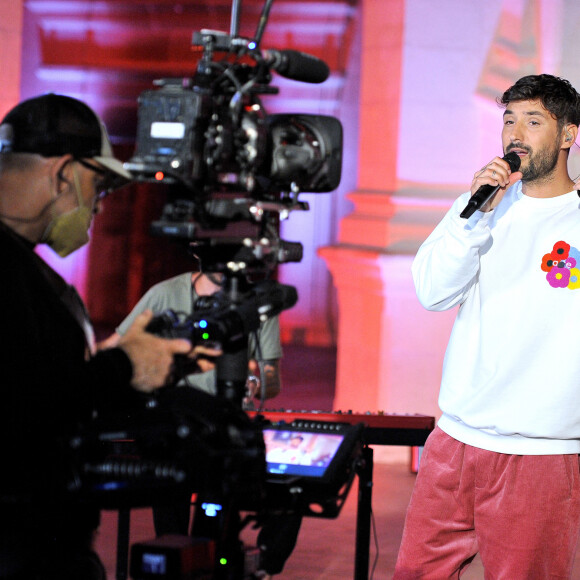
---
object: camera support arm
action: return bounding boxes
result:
[215,273,249,407]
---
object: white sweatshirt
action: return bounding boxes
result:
[413,181,580,454]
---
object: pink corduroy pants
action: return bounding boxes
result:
[393,427,580,579]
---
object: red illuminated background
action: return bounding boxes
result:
[2,1,580,447]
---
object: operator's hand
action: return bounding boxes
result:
[188,344,222,373]
[471,156,522,212]
[117,309,194,392]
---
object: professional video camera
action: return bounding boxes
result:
[68,387,270,579]
[124,0,343,277]
[68,387,266,510]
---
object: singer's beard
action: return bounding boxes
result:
[508,138,560,184]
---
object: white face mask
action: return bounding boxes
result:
[41,165,93,257]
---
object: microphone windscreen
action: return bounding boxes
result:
[504,150,521,172]
[268,50,330,84]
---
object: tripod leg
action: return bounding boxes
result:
[354,445,373,580]
[116,508,131,580]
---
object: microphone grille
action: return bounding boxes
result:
[504,151,521,172]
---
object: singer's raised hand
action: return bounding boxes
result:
[471,155,522,212]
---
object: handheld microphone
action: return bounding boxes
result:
[263,49,330,84]
[460,151,521,219]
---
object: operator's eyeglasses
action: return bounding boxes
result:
[77,158,127,200]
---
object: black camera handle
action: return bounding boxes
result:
[230,0,274,46]
[212,273,250,408]
[216,347,249,407]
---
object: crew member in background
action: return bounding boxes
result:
[0,93,219,580]
[394,74,580,578]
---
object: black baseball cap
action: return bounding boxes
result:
[0,93,132,183]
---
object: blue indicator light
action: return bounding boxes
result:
[201,502,222,517]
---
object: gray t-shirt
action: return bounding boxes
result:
[117,272,283,395]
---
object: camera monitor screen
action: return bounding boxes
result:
[263,428,345,479]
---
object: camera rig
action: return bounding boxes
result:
[124,0,342,266]
[69,388,364,579]
[70,1,358,578]
[123,0,343,409]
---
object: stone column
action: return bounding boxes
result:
[319,0,454,419]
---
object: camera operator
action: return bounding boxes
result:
[0,93,220,580]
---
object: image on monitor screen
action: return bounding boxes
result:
[263,428,345,478]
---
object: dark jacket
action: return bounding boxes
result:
[0,222,138,499]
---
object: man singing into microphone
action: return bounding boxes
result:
[394,74,580,578]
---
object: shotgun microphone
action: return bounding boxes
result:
[263,49,330,84]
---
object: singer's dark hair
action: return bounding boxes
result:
[498,74,580,128]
